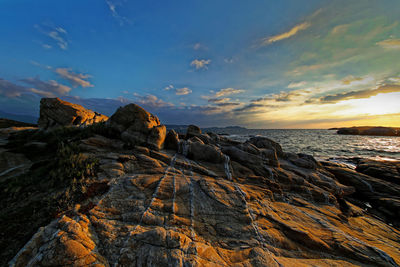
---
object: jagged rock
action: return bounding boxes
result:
[356,159,400,185]
[5,103,400,266]
[290,153,320,170]
[188,136,204,144]
[247,136,284,157]
[185,141,224,163]
[325,164,400,224]
[108,103,166,150]
[222,146,267,176]
[164,129,180,151]
[38,98,108,129]
[186,124,201,138]
[10,142,400,266]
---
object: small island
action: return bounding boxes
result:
[334,126,400,137]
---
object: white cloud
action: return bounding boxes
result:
[287,81,307,88]
[55,68,94,88]
[21,77,71,96]
[190,59,211,70]
[193,43,201,50]
[42,44,52,49]
[214,88,244,97]
[175,87,192,95]
[164,84,174,91]
[35,23,69,50]
[135,94,174,108]
[105,0,131,26]
[261,22,310,45]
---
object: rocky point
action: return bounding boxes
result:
[1,99,399,266]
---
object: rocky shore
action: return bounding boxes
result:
[335,126,400,137]
[1,98,400,266]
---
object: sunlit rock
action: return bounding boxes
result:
[38,98,108,129]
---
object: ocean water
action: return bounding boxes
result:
[218,129,400,161]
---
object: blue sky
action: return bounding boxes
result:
[1,0,400,128]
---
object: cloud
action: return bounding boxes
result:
[331,24,349,35]
[377,39,400,49]
[188,105,222,115]
[175,87,192,95]
[164,85,174,91]
[35,23,69,50]
[42,44,52,49]
[224,58,235,64]
[0,78,28,97]
[105,0,131,26]
[20,77,71,97]
[215,102,240,107]
[190,59,211,70]
[135,94,174,109]
[233,103,271,113]
[287,81,307,88]
[341,75,363,85]
[55,68,94,88]
[261,22,310,45]
[214,88,244,97]
[314,84,400,103]
[208,97,231,103]
[0,77,71,98]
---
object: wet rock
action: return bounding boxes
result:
[108,103,166,150]
[38,98,108,129]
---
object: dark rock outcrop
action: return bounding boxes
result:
[247,136,284,157]
[186,124,201,138]
[337,126,400,136]
[38,98,108,129]
[164,129,180,151]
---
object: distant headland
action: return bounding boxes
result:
[330,126,400,137]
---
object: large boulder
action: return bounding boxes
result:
[164,130,180,151]
[38,98,108,129]
[186,124,201,138]
[108,104,166,150]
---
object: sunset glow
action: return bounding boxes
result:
[0,0,399,128]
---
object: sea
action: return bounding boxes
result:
[209,129,400,162]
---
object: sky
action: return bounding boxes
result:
[0,0,399,128]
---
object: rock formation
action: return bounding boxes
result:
[337,126,400,136]
[38,98,108,129]
[108,103,166,150]
[2,100,400,266]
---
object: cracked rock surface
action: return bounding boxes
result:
[10,137,400,266]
